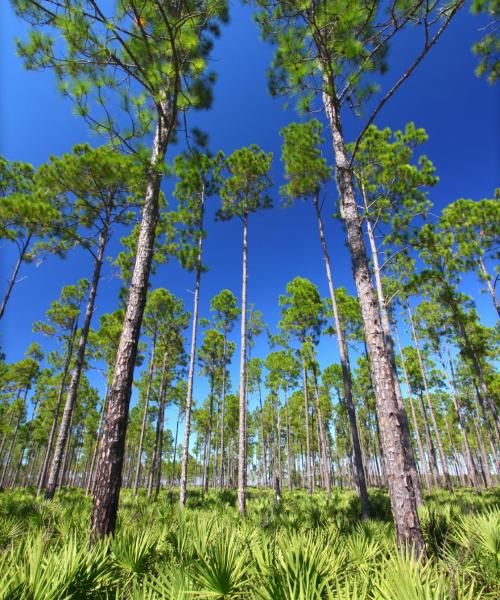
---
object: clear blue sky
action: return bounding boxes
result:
[0,2,498,429]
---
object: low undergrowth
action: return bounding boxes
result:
[0,486,498,599]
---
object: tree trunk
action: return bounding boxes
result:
[179,190,205,507]
[86,386,109,495]
[149,352,168,498]
[440,351,480,489]
[45,227,108,501]
[237,213,248,516]
[0,233,32,321]
[215,335,226,488]
[203,376,214,494]
[0,413,21,488]
[406,305,452,491]
[302,363,313,494]
[90,113,169,543]
[312,191,368,513]
[361,191,423,505]
[477,255,500,317]
[393,324,431,491]
[133,337,156,495]
[322,85,423,552]
[37,319,78,496]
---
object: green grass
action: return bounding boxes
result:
[0,486,498,599]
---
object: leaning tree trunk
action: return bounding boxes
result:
[179,190,205,508]
[45,227,108,501]
[37,319,78,496]
[237,212,248,516]
[477,254,500,317]
[0,233,32,321]
[406,305,452,491]
[322,84,423,552]
[133,336,156,495]
[90,113,170,543]
[361,191,423,505]
[313,191,369,515]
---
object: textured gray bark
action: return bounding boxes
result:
[323,86,423,552]
[90,113,169,542]
[45,227,108,501]
[237,213,248,516]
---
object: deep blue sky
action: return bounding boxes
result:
[1,2,498,428]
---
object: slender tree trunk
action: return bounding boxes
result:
[37,320,78,496]
[237,213,248,516]
[45,227,108,501]
[203,377,214,494]
[149,353,168,498]
[0,414,21,488]
[440,351,480,489]
[407,305,452,491]
[219,334,227,488]
[322,85,423,552]
[360,192,423,505]
[312,191,369,513]
[171,406,181,486]
[285,401,292,490]
[393,324,431,491]
[179,191,205,508]
[90,113,170,543]
[477,255,500,317]
[0,233,32,321]
[302,363,313,494]
[258,383,267,488]
[86,386,109,495]
[312,368,331,496]
[133,337,156,495]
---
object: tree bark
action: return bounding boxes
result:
[133,336,156,495]
[312,191,368,513]
[322,85,423,552]
[37,319,78,496]
[302,364,313,494]
[179,189,205,508]
[360,189,423,505]
[45,227,108,500]
[237,213,248,516]
[477,255,500,317]
[203,376,214,494]
[90,113,169,543]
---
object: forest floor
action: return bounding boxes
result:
[0,486,498,599]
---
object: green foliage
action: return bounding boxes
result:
[218,145,273,220]
[0,488,497,599]
[471,1,500,83]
